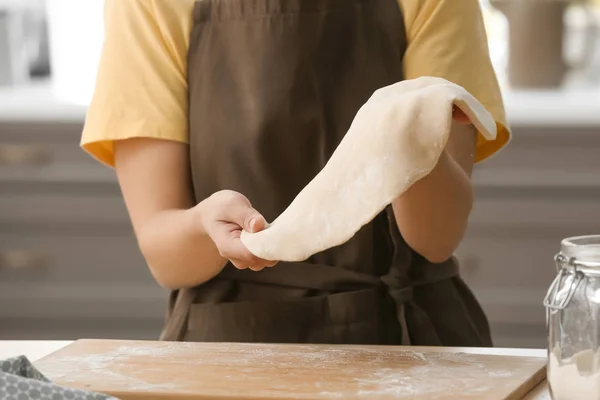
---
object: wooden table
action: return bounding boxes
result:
[0,341,550,399]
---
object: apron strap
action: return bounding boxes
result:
[160,279,234,341]
[160,206,460,343]
[159,288,195,341]
[219,262,381,291]
[159,261,458,344]
[382,206,460,346]
[382,260,459,346]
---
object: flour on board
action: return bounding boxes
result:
[38,342,522,399]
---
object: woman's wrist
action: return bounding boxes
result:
[188,197,211,238]
[188,191,229,238]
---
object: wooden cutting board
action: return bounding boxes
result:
[34,339,546,400]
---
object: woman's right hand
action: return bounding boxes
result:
[198,190,278,271]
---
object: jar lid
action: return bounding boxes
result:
[561,235,600,265]
[545,235,600,311]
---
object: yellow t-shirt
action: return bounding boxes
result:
[82,0,511,167]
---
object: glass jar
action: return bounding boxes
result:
[545,235,600,400]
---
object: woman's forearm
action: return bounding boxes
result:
[136,203,227,290]
[114,139,229,291]
[392,126,476,263]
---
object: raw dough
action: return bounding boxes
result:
[240,76,497,262]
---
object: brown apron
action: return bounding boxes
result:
[160,0,493,347]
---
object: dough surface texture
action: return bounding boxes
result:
[240,77,497,262]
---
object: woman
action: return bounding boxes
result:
[82,0,510,345]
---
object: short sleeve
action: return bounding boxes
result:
[81,0,195,167]
[399,0,511,163]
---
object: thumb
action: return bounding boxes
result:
[244,213,267,233]
[225,201,267,233]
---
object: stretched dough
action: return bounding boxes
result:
[240,77,498,262]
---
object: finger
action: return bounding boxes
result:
[216,230,261,262]
[247,216,268,233]
[231,260,249,270]
[221,200,267,233]
[231,259,266,271]
[229,227,277,266]
[249,264,267,272]
[243,257,276,270]
[249,258,277,270]
[242,255,273,270]
[214,226,278,268]
[452,106,471,124]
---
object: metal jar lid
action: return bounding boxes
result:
[543,235,600,311]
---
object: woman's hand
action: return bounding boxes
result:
[452,106,471,124]
[199,190,278,272]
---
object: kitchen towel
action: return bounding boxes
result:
[0,356,118,400]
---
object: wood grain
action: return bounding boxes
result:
[34,339,547,400]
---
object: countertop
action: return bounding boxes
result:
[0,78,599,128]
[0,341,550,399]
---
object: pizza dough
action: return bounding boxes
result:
[240,76,498,262]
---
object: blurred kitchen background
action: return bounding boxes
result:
[1,0,599,348]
